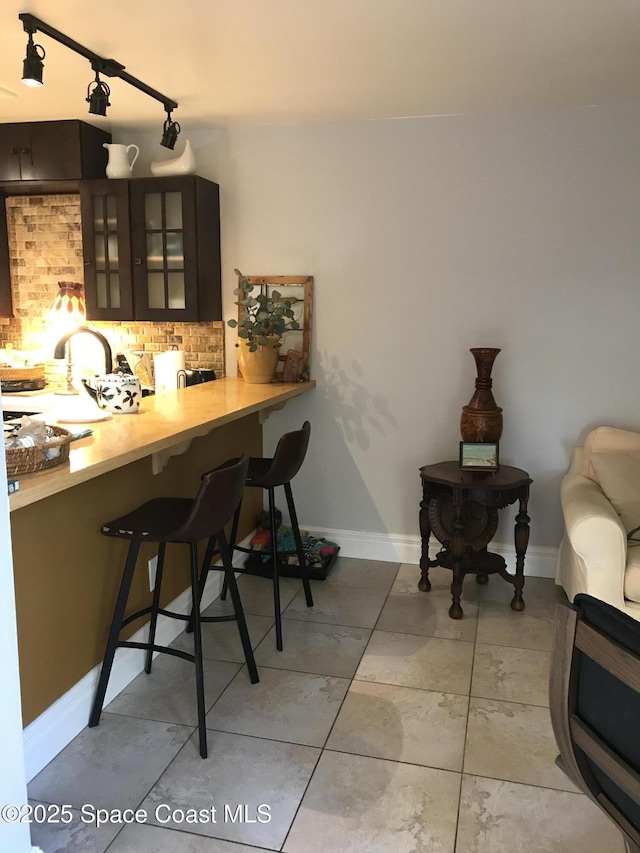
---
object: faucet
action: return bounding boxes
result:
[53,326,113,375]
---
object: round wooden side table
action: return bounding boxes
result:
[419,461,532,619]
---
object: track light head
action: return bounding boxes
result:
[22,32,45,87]
[86,72,110,116]
[160,112,180,150]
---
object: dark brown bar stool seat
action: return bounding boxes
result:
[88,455,258,759]
[194,421,314,652]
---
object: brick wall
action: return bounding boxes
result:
[3,194,225,386]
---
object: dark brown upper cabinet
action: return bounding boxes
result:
[0,120,111,183]
[81,175,221,323]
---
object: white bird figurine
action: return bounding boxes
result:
[150,139,196,176]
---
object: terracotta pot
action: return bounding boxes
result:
[237,336,280,384]
[460,347,503,442]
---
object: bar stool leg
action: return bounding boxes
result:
[218,531,259,684]
[220,500,242,602]
[189,541,208,759]
[186,535,219,635]
[285,481,314,608]
[267,487,284,652]
[145,542,166,673]
[89,540,141,727]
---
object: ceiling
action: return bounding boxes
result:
[1,0,639,133]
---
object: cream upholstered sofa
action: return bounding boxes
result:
[556,426,640,621]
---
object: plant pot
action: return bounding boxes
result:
[237,336,280,384]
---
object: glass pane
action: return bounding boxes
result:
[106,194,117,230]
[107,234,119,267]
[147,273,165,309]
[166,233,183,269]
[146,233,164,270]
[96,273,107,308]
[167,273,186,309]
[165,192,182,230]
[144,193,162,230]
[94,235,105,269]
[109,273,120,309]
[92,196,105,232]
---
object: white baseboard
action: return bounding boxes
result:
[23,527,558,780]
[23,540,251,783]
[308,526,558,579]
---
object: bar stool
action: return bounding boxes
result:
[193,421,314,652]
[88,455,258,759]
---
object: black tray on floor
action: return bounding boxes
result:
[242,546,340,582]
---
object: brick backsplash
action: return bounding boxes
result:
[3,194,225,387]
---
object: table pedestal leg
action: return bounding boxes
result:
[419,496,432,592]
[512,489,530,612]
[449,487,464,619]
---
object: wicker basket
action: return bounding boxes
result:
[5,426,72,476]
[0,364,45,382]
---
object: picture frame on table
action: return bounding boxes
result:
[459,441,500,471]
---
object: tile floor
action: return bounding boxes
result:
[27,558,627,852]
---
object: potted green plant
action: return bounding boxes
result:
[228,269,300,383]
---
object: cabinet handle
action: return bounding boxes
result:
[8,148,18,155]
[134,258,142,265]
[20,147,30,155]
[84,260,92,266]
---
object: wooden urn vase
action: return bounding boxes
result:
[460,347,503,442]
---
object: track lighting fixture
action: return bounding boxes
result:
[22,30,45,87]
[18,13,179,141]
[86,70,111,116]
[160,111,181,150]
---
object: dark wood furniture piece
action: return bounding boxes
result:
[80,175,221,322]
[0,120,111,182]
[419,461,532,619]
[550,595,640,852]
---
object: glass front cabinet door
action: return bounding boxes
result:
[81,175,221,322]
[80,179,134,321]
[130,176,221,322]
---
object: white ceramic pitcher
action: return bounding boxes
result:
[103,143,139,179]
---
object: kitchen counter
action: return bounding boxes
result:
[7,378,315,511]
[9,376,316,730]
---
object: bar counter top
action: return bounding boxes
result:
[7,378,315,512]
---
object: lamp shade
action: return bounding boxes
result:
[46,281,86,328]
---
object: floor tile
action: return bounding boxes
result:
[28,713,192,811]
[376,591,478,641]
[476,600,555,651]
[105,655,241,726]
[108,823,273,851]
[171,612,274,663]
[471,643,551,707]
[463,697,578,791]
[28,801,121,853]
[283,750,460,852]
[323,556,400,591]
[141,730,320,850]
[326,680,468,771]
[253,619,371,678]
[456,774,627,853]
[210,573,300,618]
[356,630,475,695]
[283,583,388,628]
[207,666,349,746]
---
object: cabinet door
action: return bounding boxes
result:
[0,125,21,182]
[130,177,199,322]
[19,122,85,181]
[80,180,134,320]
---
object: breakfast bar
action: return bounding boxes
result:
[7,378,315,726]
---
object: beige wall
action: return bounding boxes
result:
[3,194,225,383]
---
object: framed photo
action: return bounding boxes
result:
[459,442,499,471]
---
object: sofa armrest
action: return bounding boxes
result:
[560,470,627,603]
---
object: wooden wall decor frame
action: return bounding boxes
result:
[236,275,313,382]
